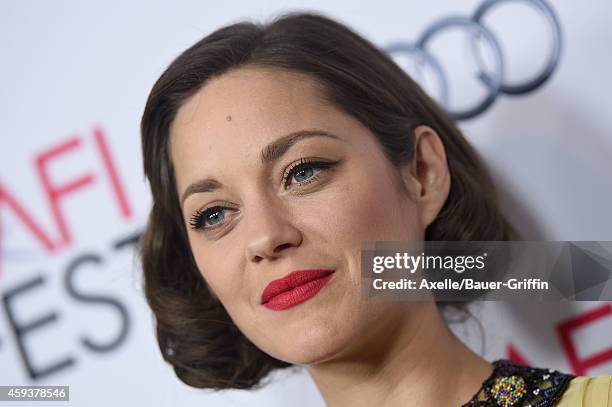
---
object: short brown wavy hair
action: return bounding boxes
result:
[139,11,517,391]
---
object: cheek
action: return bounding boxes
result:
[324,169,419,243]
[190,241,242,307]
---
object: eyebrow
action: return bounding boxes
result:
[180,129,345,206]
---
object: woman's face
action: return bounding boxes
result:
[170,67,431,364]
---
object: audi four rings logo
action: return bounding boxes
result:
[386,0,563,120]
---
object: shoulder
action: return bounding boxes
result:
[555,374,612,407]
[462,359,575,406]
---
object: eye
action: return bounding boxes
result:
[282,158,340,188]
[189,205,235,231]
[188,158,341,232]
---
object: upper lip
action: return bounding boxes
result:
[260,269,336,304]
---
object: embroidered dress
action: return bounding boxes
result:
[462,359,575,407]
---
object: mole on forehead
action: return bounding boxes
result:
[226,115,232,122]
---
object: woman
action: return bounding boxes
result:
[139,11,611,406]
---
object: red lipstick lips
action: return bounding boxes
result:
[261,269,335,311]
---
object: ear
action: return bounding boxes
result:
[399,125,451,229]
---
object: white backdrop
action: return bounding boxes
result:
[1,1,611,406]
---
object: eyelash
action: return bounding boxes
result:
[188,158,339,231]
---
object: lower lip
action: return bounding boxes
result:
[263,273,335,311]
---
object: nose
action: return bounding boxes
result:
[245,198,303,263]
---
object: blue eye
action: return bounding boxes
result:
[292,166,315,183]
[282,158,339,187]
[188,158,342,232]
[189,206,230,230]
[203,208,226,227]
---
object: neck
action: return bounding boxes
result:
[306,302,493,407]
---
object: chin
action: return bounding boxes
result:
[271,323,357,365]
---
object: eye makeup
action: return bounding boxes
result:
[187,157,342,232]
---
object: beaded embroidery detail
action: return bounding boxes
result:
[462,359,575,407]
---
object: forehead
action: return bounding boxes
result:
[170,67,329,140]
[169,67,352,191]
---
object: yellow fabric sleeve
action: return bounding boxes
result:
[554,374,612,406]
